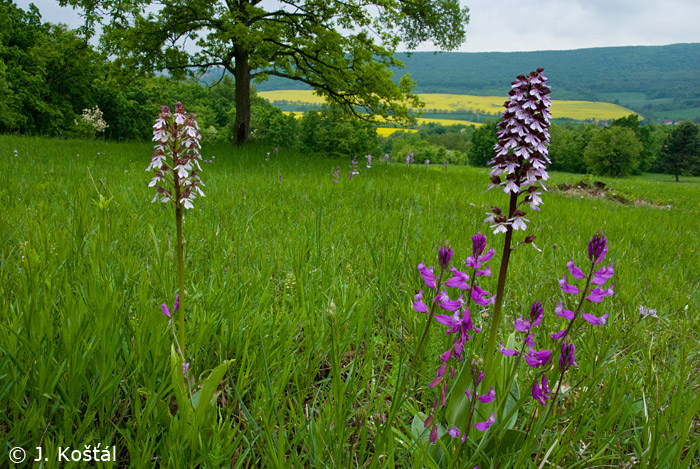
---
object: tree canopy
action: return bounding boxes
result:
[659,121,700,181]
[61,0,470,143]
[583,126,643,177]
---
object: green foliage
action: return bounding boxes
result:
[658,121,700,181]
[61,0,469,142]
[584,126,643,176]
[1,135,699,466]
[468,121,498,167]
[421,123,476,154]
[297,106,381,158]
[0,1,104,134]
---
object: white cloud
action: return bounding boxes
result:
[16,0,700,52]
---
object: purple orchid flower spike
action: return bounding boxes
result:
[161,294,179,318]
[489,68,551,205]
[530,300,544,326]
[588,232,608,264]
[560,342,578,372]
[438,243,454,270]
[472,233,487,257]
[466,233,495,269]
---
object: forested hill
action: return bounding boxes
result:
[255,43,700,121]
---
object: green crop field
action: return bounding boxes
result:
[1,135,699,467]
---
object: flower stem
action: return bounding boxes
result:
[559,260,596,343]
[499,340,527,409]
[451,382,478,468]
[174,186,186,357]
[372,270,444,463]
[484,192,518,374]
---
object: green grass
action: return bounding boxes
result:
[1,135,699,467]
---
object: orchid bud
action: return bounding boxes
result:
[438,241,453,270]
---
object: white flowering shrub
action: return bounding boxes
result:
[74,106,108,138]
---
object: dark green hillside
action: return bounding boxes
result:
[251,43,700,122]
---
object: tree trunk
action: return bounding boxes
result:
[233,47,251,145]
[675,172,679,182]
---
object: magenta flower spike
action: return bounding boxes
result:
[559,342,577,372]
[588,233,608,264]
[529,301,544,327]
[161,294,179,318]
[438,244,454,270]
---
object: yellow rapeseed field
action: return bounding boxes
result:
[414,117,483,127]
[376,128,417,137]
[261,90,635,121]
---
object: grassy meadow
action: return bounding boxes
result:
[260,90,636,122]
[1,135,699,467]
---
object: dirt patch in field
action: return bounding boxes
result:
[556,180,672,209]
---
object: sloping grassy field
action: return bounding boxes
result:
[1,136,698,467]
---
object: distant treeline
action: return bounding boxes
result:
[387,115,700,179]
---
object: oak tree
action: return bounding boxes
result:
[62,0,470,144]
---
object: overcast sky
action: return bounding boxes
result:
[16,0,700,52]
